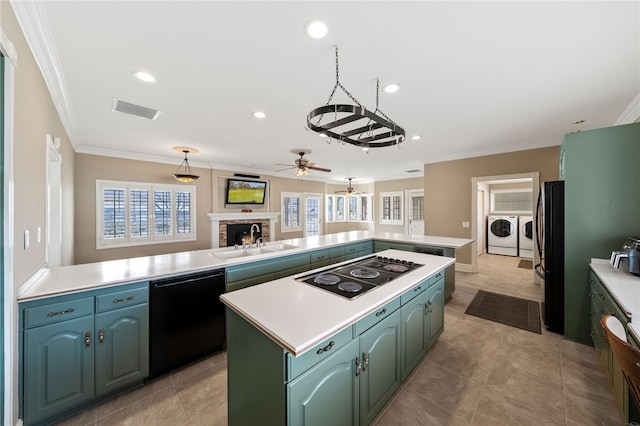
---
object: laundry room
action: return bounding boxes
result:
[477,178,535,262]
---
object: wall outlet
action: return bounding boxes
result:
[24,230,30,249]
[462,221,470,228]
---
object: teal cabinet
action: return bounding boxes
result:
[24,316,95,425]
[226,267,447,426]
[95,303,149,396]
[21,282,149,425]
[358,309,401,425]
[426,278,445,348]
[287,339,360,426]
[588,270,633,421]
[225,253,310,292]
[399,288,428,381]
[398,275,445,381]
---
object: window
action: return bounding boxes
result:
[97,180,196,249]
[326,195,334,222]
[335,195,346,221]
[380,191,404,225]
[491,189,532,213]
[348,196,358,221]
[281,192,302,232]
[305,193,322,236]
[360,194,373,222]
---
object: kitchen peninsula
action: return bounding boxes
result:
[17,231,471,426]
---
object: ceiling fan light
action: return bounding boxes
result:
[295,167,308,177]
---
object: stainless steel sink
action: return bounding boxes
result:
[210,242,299,261]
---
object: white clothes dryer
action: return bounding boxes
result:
[518,216,533,259]
[487,215,518,256]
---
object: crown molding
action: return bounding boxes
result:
[423,136,561,165]
[615,92,640,125]
[11,0,80,150]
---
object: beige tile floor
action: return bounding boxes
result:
[57,254,621,426]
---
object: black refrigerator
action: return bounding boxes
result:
[535,180,564,334]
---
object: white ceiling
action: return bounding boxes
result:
[15,1,640,183]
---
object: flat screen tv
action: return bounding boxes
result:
[225,178,267,205]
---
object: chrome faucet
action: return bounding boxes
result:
[250,224,260,248]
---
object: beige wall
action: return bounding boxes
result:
[374,177,424,233]
[424,146,560,264]
[74,154,213,264]
[2,4,75,287]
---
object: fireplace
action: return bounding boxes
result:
[227,223,262,247]
[206,212,280,248]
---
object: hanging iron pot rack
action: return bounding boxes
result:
[306,45,405,149]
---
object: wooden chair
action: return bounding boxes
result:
[601,314,640,408]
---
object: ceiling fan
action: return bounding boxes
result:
[335,177,362,195]
[276,149,332,176]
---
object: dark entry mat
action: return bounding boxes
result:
[465,290,541,334]
[518,259,533,269]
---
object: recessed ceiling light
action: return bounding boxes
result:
[411,135,422,141]
[253,111,266,119]
[383,83,400,93]
[133,71,156,83]
[304,19,328,39]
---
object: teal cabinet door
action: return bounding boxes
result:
[24,316,95,425]
[95,303,149,396]
[287,338,359,426]
[426,279,445,349]
[359,309,401,425]
[400,290,428,381]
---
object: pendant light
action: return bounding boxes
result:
[306,46,405,149]
[172,148,200,182]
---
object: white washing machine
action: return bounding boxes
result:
[518,215,533,259]
[487,215,518,256]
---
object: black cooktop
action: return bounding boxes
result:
[298,255,423,299]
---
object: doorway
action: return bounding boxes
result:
[303,193,322,237]
[406,189,424,236]
[471,172,539,274]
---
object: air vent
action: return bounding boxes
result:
[111,99,161,120]
[406,169,421,173]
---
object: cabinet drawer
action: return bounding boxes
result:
[24,297,94,329]
[310,250,330,264]
[346,244,359,255]
[400,279,429,305]
[428,270,445,286]
[96,285,148,313]
[355,299,401,336]
[358,241,374,253]
[286,326,353,380]
[329,246,346,259]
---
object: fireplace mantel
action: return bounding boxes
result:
[207,212,280,248]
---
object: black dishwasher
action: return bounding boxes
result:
[149,269,226,377]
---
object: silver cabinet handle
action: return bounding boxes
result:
[362,353,369,372]
[355,357,361,376]
[375,308,387,317]
[99,328,105,344]
[113,296,134,304]
[316,340,335,355]
[85,331,91,348]
[413,286,422,292]
[47,308,75,317]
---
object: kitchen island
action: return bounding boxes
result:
[221,250,454,425]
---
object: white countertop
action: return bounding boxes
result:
[590,258,640,341]
[220,250,455,356]
[18,231,472,302]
